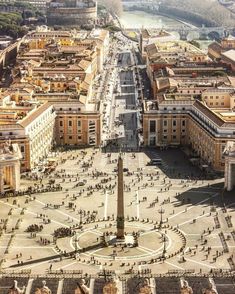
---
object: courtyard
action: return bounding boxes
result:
[0,147,234,276]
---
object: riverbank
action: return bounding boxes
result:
[120,10,184,29]
[123,5,217,28]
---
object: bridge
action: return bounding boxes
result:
[163,25,233,41]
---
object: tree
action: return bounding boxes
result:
[98,0,123,16]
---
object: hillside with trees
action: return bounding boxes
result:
[98,0,123,16]
[159,0,235,26]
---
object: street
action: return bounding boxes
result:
[96,33,142,151]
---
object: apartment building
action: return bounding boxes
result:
[143,94,235,172]
[143,38,235,172]
[139,29,177,61]
[54,101,100,147]
[0,95,55,170]
[145,41,209,98]
[0,28,107,171]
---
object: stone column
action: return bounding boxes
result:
[12,162,20,191]
[224,158,229,190]
[9,166,13,188]
[117,154,125,240]
[231,163,235,191]
[0,166,4,194]
[5,166,9,185]
[227,163,233,192]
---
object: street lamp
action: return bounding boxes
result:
[74,235,78,252]
[158,207,165,228]
[79,209,83,225]
[162,234,167,258]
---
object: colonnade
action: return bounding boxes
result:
[224,142,235,192]
[0,162,20,194]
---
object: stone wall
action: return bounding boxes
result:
[47,6,97,25]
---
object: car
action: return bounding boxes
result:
[147,158,162,166]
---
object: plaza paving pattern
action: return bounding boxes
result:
[0,148,234,276]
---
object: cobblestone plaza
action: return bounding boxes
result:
[0,147,234,276]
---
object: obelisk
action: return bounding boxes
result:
[116,154,125,240]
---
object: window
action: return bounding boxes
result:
[68,121,72,127]
[149,121,156,133]
[20,146,25,153]
[77,121,81,127]
[60,121,63,127]
[163,120,167,127]
[172,135,177,140]
[172,120,177,126]
[69,136,72,139]
[78,135,82,140]
[182,120,185,127]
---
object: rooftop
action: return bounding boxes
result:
[222,49,235,62]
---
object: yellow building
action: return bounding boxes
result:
[0,28,108,171]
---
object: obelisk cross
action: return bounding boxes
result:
[116,154,125,240]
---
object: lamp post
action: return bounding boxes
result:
[162,234,167,258]
[158,207,165,228]
[74,235,78,252]
[79,209,83,225]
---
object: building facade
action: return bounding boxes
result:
[47,0,97,26]
[0,28,108,172]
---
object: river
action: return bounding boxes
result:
[119,10,212,51]
[120,10,184,30]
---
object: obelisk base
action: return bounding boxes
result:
[116,216,125,240]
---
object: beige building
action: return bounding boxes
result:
[143,96,235,172]
[221,49,235,72]
[145,41,209,99]
[54,101,101,147]
[0,97,56,171]
[0,28,108,174]
[139,29,176,61]
[202,88,235,109]
[208,35,235,61]
[143,38,235,172]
